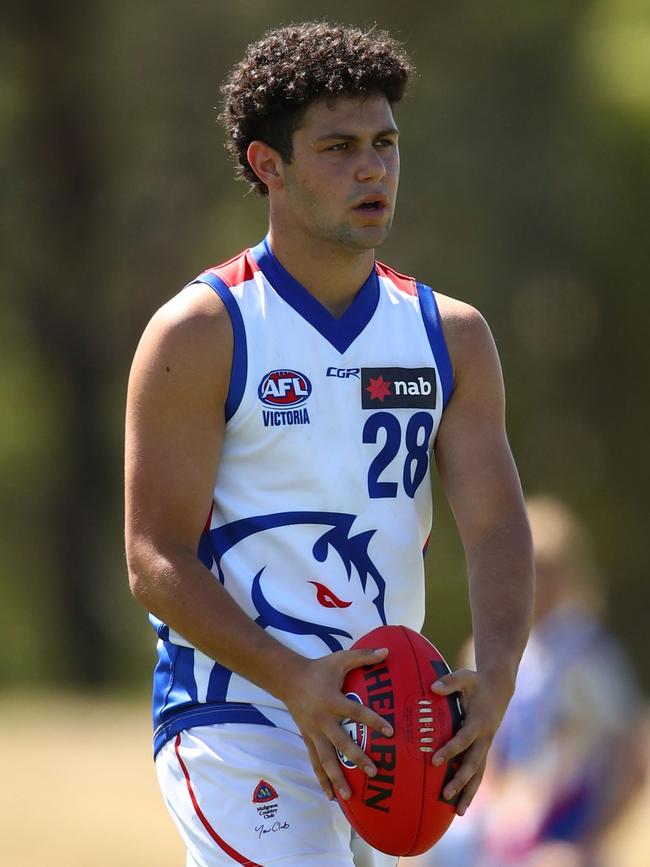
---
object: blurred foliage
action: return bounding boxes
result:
[1,1,648,689]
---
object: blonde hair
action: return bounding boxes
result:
[526,494,603,613]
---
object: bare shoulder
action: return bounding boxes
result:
[125,282,233,550]
[141,282,232,361]
[433,291,499,386]
[130,282,233,403]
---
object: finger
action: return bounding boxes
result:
[304,736,335,801]
[432,722,478,766]
[339,646,389,673]
[341,693,394,738]
[455,766,485,816]
[441,742,486,803]
[314,737,353,801]
[431,668,475,696]
[326,718,377,777]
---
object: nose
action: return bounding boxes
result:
[356,146,387,183]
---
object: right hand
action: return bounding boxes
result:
[281,647,394,801]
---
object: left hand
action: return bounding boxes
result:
[431,667,513,816]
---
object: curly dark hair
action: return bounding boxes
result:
[219,22,414,196]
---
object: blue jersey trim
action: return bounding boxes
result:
[153,703,276,758]
[191,273,247,421]
[416,282,454,408]
[149,614,170,641]
[250,237,379,355]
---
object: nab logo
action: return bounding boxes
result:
[361,367,437,410]
[337,693,367,769]
[258,370,312,407]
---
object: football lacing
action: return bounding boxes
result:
[417,699,436,752]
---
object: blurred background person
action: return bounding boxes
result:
[405,494,647,867]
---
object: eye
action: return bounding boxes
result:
[328,142,349,152]
[375,138,396,149]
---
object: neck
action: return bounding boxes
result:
[267,225,375,318]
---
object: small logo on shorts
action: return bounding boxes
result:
[253,780,279,818]
[253,780,278,803]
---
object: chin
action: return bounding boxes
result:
[344,224,393,251]
[310,218,393,252]
[357,227,391,249]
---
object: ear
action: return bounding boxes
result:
[246,140,284,192]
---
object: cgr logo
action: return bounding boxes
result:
[258,370,312,407]
[327,367,360,379]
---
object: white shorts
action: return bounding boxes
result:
[155,723,399,867]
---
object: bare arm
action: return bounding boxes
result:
[124,284,392,800]
[429,296,535,815]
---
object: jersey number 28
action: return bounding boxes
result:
[362,411,434,499]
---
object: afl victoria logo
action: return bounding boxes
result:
[258,369,312,407]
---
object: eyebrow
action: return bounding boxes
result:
[313,127,400,143]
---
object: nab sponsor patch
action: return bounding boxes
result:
[259,369,311,427]
[337,693,367,769]
[361,367,437,410]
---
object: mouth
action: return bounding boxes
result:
[353,195,389,216]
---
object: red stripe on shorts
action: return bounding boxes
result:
[174,733,265,867]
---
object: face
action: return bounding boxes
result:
[277,93,400,252]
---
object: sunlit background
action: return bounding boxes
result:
[1,1,648,864]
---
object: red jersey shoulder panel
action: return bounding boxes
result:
[200,249,259,288]
[375,261,418,296]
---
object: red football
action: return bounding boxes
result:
[336,625,463,856]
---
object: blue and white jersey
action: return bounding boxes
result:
[151,237,454,755]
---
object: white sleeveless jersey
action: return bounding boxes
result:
[151,237,454,755]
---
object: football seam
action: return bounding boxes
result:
[400,625,426,855]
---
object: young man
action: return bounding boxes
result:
[125,22,534,867]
